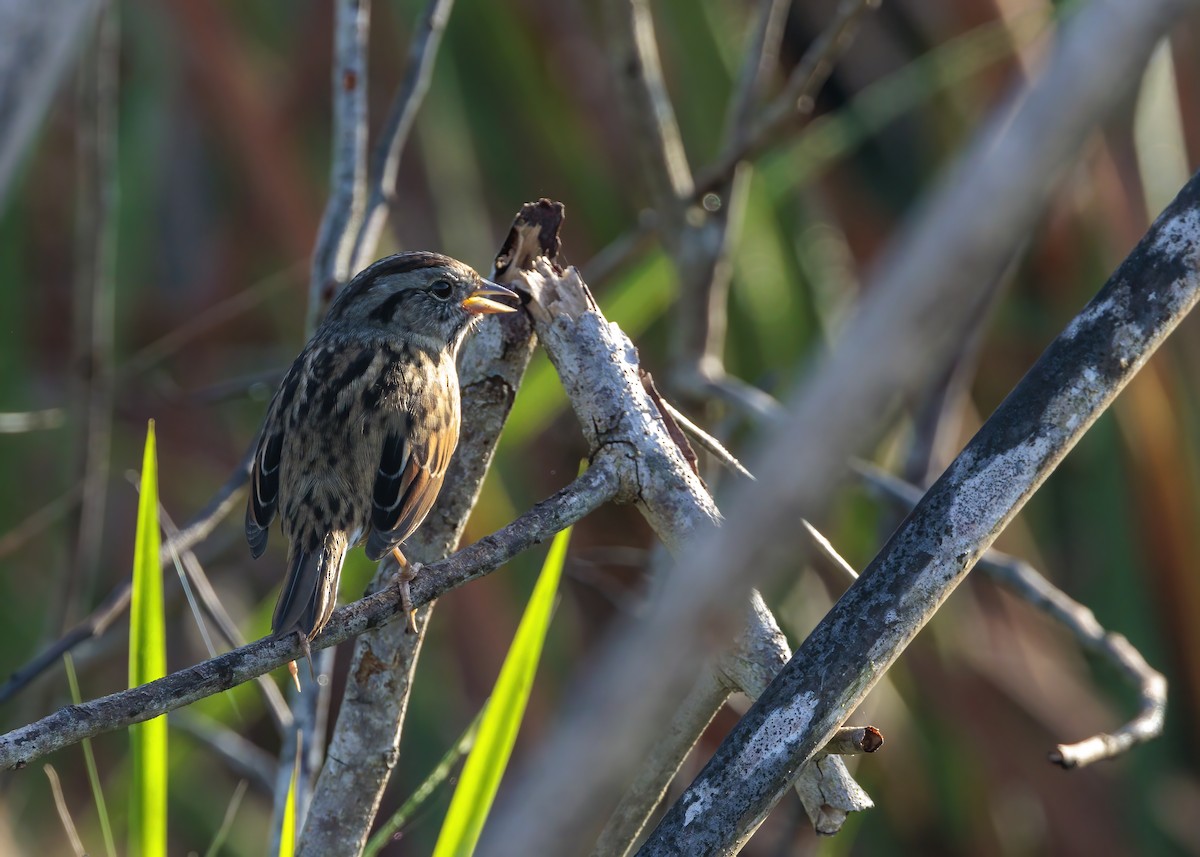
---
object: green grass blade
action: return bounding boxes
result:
[363,708,484,857]
[432,524,573,857]
[277,733,302,857]
[128,419,167,857]
[64,654,117,857]
[203,779,249,857]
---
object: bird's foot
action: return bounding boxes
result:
[391,547,422,634]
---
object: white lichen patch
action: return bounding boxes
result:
[1152,207,1200,263]
[947,432,1054,546]
[1061,294,1116,341]
[730,692,818,778]
[682,781,719,827]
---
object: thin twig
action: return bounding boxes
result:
[307,0,370,329]
[0,409,66,433]
[800,518,858,583]
[293,647,334,832]
[203,779,249,857]
[158,505,293,736]
[120,263,301,378]
[853,460,1168,768]
[592,668,728,857]
[695,0,881,197]
[0,447,252,703]
[603,0,693,216]
[658,398,754,480]
[0,482,83,560]
[171,714,275,795]
[62,0,119,625]
[671,0,791,410]
[721,0,792,151]
[350,0,456,272]
[43,764,86,857]
[822,726,884,756]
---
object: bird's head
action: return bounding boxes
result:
[324,251,518,352]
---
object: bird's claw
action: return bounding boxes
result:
[393,556,423,634]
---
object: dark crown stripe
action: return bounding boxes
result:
[361,251,455,280]
[327,251,458,320]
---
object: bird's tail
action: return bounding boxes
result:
[272,532,349,641]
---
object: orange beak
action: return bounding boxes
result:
[461,280,519,315]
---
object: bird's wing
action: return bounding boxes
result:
[365,407,457,561]
[245,360,302,557]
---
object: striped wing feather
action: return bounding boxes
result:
[365,412,456,561]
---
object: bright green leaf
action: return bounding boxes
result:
[432,524,572,857]
[129,419,167,857]
[277,734,302,857]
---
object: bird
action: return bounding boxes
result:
[245,251,518,680]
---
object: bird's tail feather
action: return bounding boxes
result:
[272,532,349,641]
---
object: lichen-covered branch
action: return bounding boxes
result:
[643,168,1200,854]
[855,461,1168,769]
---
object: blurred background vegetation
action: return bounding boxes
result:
[2,0,1200,854]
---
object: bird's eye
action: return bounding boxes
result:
[429,279,454,300]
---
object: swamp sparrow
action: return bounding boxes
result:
[246,252,517,668]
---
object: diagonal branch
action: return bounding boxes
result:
[0,457,619,771]
[855,461,1168,770]
[643,167,1200,854]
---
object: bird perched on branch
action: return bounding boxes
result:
[245,252,518,681]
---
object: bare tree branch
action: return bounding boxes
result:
[0,458,619,771]
[350,0,456,272]
[644,165,1200,855]
[307,0,370,329]
[854,461,1168,770]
